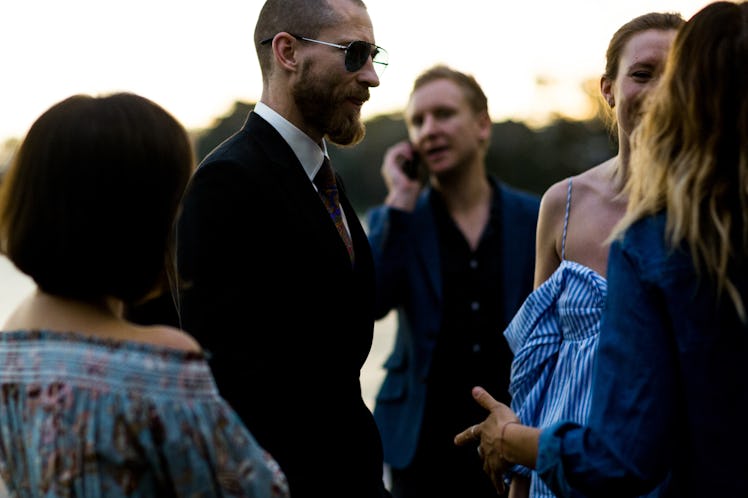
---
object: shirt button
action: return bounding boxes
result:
[472,343,481,353]
[471,301,480,311]
[470,259,478,269]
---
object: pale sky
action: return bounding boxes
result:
[1,0,710,143]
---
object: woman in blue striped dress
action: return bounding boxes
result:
[502,11,683,498]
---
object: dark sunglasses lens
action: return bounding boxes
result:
[345,41,371,72]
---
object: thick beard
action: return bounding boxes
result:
[292,60,367,146]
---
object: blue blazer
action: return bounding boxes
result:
[367,178,539,468]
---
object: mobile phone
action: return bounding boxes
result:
[401,149,423,181]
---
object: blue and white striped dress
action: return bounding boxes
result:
[504,179,606,498]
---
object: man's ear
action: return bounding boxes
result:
[271,32,301,73]
[477,109,492,143]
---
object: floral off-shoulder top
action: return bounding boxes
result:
[0,330,289,498]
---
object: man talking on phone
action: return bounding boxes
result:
[367,64,540,498]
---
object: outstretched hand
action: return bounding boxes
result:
[454,386,521,494]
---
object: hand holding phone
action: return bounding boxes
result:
[401,150,422,180]
[384,142,424,211]
[399,142,425,182]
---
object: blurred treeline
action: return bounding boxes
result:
[0,97,617,212]
[195,100,617,214]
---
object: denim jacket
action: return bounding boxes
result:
[536,212,748,498]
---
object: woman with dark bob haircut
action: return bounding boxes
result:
[0,93,289,497]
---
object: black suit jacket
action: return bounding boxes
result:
[177,112,387,497]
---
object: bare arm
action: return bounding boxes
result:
[533,180,568,287]
[509,475,530,498]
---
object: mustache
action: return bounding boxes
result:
[345,90,370,103]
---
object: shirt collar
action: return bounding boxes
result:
[254,101,328,181]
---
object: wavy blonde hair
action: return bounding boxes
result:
[612,1,748,320]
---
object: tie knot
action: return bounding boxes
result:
[314,157,337,193]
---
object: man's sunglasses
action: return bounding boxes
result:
[261,33,388,76]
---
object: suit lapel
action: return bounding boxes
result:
[497,185,516,325]
[245,113,359,269]
[414,190,443,304]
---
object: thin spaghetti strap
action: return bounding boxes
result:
[560,178,572,261]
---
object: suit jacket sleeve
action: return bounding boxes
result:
[367,204,419,320]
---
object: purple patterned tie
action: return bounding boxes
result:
[314,157,355,264]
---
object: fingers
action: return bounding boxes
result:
[481,454,506,495]
[490,472,506,495]
[454,424,479,447]
[381,141,423,211]
[471,385,501,412]
[454,386,502,446]
[383,141,414,176]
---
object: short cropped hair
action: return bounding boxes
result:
[254,0,367,79]
[0,93,194,303]
[411,64,488,115]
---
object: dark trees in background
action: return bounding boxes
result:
[195,101,255,162]
[194,101,617,215]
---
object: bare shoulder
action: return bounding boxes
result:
[561,157,626,274]
[134,325,203,353]
[533,177,572,286]
[538,177,572,226]
[0,293,203,354]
